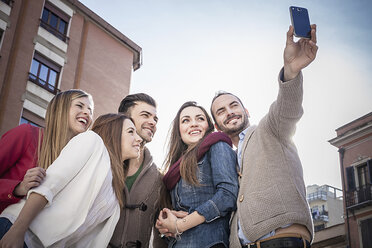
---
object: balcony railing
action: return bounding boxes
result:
[307,191,327,202]
[39,19,69,43]
[312,210,329,223]
[346,183,372,210]
[28,72,60,95]
[314,224,325,232]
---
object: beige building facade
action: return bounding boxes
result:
[307,184,344,232]
[0,0,141,134]
[311,223,346,248]
[307,184,347,248]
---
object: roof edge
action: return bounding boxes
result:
[64,0,142,70]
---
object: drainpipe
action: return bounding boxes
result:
[339,147,351,248]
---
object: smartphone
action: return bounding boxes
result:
[289,6,311,38]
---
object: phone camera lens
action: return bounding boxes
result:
[297,7,302,12]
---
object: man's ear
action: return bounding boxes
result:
[245,108,250,118]
[214,123,221,131]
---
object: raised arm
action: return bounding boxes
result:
[265,25,318,140]
[283,24,318,81]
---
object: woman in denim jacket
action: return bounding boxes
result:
[157,101,238,248]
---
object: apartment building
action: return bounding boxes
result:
[329,112,372,248]
[307,184,344,232]
[307,184,347,248]
[0,0,141,134]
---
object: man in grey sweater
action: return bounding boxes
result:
[210,25,318,248]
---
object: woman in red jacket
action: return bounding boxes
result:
[0,89,93,213]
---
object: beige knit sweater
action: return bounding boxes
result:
[230,70,314,246]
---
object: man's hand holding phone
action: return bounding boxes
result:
[284,7,318,81]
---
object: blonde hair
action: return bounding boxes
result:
[38,89,93,169]
[91,113,132,208]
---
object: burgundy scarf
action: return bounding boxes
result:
[163,132,232,191]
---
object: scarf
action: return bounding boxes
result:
[163,132,232,191]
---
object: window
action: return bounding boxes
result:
[20,117,40,127]
[40,2,69,42]
[346,166,356,191]
[20,109,45,128]
[1,0,12,5]
[0,28,4,50]
[311,206,319,219]
[29,53,60,94]
[345,159,372,207]
[357,162,372,203]
[358,164,368,187]
[361,218,372,247]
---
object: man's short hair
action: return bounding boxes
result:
[210,90,245,123]
[118,93,157,115]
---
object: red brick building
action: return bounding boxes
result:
[0,0,141,134]
[329,112,372,248]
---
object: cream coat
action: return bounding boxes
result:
[1,131,120,247]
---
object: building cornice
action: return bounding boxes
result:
[63,0,142,71]
[329,123,372,148]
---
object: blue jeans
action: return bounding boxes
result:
[0,217,28,248]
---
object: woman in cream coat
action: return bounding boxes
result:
[0,109,142,246]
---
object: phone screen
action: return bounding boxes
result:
[290,6,311,38]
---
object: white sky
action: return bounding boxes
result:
[80,0,372,189]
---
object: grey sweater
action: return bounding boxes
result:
[230,70,314,246]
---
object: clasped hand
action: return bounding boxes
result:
[156,208,188,238]
[13,167,46,197]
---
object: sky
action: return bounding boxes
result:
[80,0,372,190]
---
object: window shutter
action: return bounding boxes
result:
[346,166,356,191]
[368,159,372,184]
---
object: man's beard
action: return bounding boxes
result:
[218,113,249,136]
[139,125,154,143]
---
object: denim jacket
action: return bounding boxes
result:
[169,141,239,248]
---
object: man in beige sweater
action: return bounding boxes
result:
[210,25,318,248]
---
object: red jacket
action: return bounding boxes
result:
[0,124,41,213]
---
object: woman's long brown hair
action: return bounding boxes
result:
[91,113,133,208]
[38,89,93,170]
[163,101,214,186]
